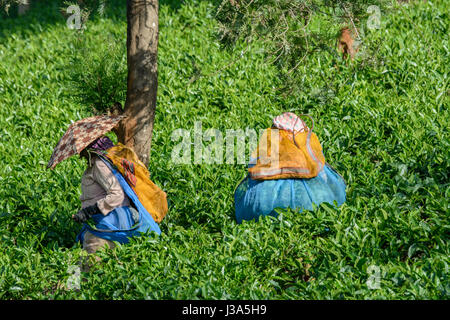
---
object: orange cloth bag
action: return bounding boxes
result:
[248,125,325,180]
[105,143,168,223]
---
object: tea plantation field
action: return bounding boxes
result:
[0,0,448,299]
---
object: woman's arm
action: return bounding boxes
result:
[92,157,126,215]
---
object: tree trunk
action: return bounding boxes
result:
[118,0,159,167]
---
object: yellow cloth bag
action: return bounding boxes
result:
[248,128,325,180]
[105,143,168,223]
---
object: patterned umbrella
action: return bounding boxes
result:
[47,114,125,169]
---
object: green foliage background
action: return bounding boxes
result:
[0,0,448,299]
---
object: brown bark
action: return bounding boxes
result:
[117,0,159,167]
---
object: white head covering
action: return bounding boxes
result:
[272,112,308,133]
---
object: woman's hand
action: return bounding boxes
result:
[72,203,101,223]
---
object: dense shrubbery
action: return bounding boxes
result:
[0,0,448,299]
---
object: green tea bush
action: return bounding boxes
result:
[0,0,448,299]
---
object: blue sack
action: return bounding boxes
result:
[234,163,346,224]
[77,156,161,244]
